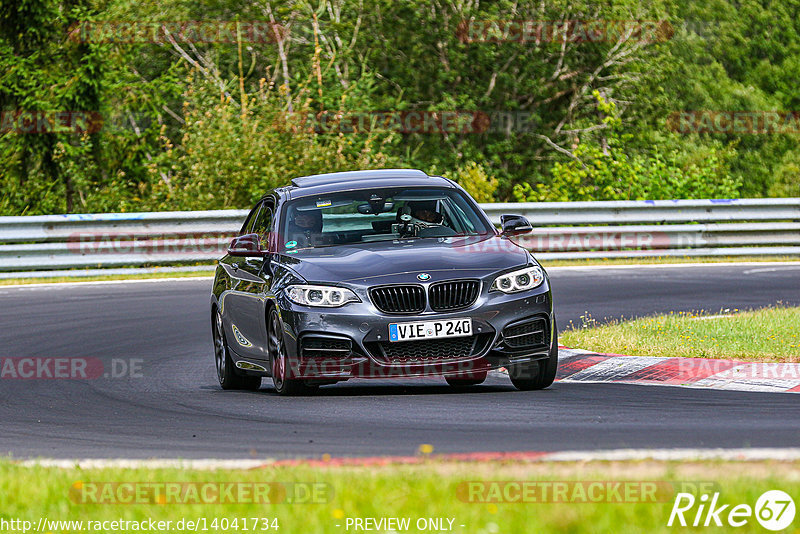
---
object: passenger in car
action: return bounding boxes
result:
[288,209,323,247]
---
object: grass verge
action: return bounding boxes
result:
[0,270,213,286]
[561,306,800,362]
[1,459,798,533]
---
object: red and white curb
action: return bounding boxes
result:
[557,347,800,393]
[269,448,800,467]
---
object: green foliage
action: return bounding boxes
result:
[768,151,800,197]
[1,0,798,215]
[143,73,396,210]
[0,0,108,214]
[514,93,740,201]
[442,162,499,203]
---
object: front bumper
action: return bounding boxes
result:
[278,282,554,379]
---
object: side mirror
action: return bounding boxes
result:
[500,214,533,236]
[228,233,266,256]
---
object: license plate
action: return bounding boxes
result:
[388,318,472,342]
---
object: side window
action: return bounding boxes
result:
[240,205,261,235]
[251,202,275,245]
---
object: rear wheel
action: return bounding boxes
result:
[213,311,261,391]
[445,370,488,387]
[268,308,316,396]
[509,318,558,391]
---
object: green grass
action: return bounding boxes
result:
[1,459,798,533]
[562,306,800,362]
[0,270,213,286]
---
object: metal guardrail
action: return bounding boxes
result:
[0,198,798,274]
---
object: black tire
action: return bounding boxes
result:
[509,318,558,391]
[268,308,316,396]
[445,370,488,387]
[213,310,261,391]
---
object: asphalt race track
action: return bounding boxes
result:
[1,263,799,459]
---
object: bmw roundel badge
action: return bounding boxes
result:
[417,273,431,281]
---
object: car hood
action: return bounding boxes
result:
[278,235,531,284]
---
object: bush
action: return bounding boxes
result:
[514,92,741,202]
[146,73,396,210]
[768,151,800,197]
[442,161,498,203]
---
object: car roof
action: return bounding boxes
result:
[291,169,428,187]
[283,169,454,198]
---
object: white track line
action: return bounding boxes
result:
[0,276,213,290]
[548,261,800,272]
[743,265,800,274]
[16,458,272,470]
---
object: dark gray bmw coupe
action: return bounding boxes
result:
[211,169,557,395]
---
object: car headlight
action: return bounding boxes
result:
[490,266,544,293]
[286,285,360,307]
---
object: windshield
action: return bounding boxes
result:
[279,187,492,251]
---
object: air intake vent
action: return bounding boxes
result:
[368,334,493,364]
[429,280,480,312]
[503,318,547,349]
[370,285,426,314]
[300,336,352,358]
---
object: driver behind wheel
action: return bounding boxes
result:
[407,200,444,226]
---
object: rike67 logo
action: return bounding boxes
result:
[668,490,795,530]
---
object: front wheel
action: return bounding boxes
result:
[509,318,558,391]
[213,311,261,391]
[268,308,316,396]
